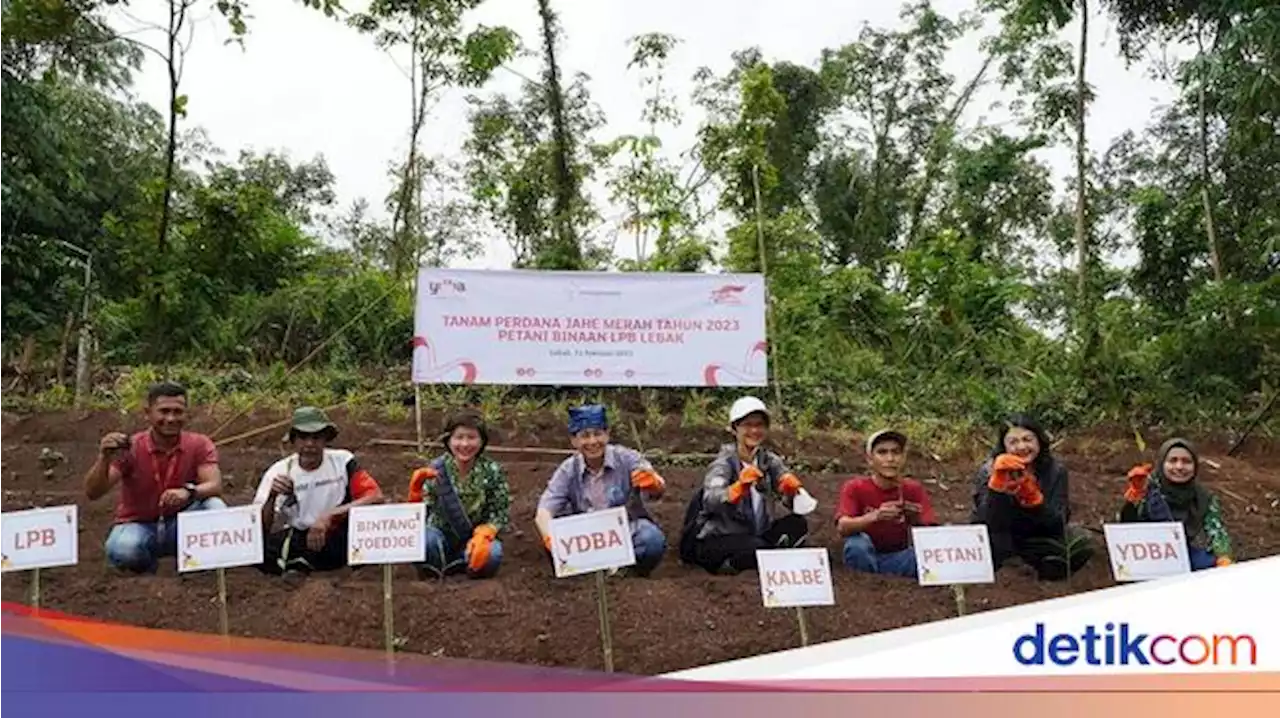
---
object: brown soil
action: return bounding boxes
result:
[3,408,1278,675]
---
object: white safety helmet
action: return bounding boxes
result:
[728,396,770,428]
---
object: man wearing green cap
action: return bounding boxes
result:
[253,407,384,576]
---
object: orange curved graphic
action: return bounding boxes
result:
[703,339,768,387]
[411,334,478,384]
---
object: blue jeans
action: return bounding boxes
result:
[630,518,667,576]
[1189,546,1219,571]
[104,497,228,573]
[422,526,504,579]
[842,533,917,578]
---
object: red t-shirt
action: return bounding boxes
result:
[835,476,938,553]
[111,430,219,524]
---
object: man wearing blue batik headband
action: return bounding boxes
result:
[534,404,668,577]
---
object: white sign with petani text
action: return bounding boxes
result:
[177,505,264,573]
[755,548,835,608]
[1,505,79,573]
[911,525,996,586]
[548,507,636,578]
[1103,522,1191,581]
[347,503,426,566]
[413,268,768,387]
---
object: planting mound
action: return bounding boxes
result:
[3,408,1278,675]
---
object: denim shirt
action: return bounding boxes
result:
[537,444,655,522]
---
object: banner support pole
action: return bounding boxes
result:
[752,164,785,417]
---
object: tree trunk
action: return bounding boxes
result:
[536,0,581,269]
[1074,0,1094,361]
[391,19,429,280]
[1196,23,1223,282]
[56,312,75,386]
[151,0,188,361]
[905,52,995,249]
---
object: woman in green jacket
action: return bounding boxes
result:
[1120,438,1234,570]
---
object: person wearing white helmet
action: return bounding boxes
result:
[677,396,810,575]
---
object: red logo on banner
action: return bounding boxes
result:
[710,284,747,305]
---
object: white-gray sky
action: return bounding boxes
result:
[108,0,1183,269]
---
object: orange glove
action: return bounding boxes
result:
[988,454,1027,494]
[1216,556,1233,567]
[778,473,802,497]
[631,469,665,493]
[466,524,498,573]
[727,464,764,504]
[407,467,438,503]
[1014,476,1044,508]
[543,534,552,553]
[1124,464,1152,504]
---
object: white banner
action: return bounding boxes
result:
[756,548,835,608]
[177,505,264,573]
[1,505,78,572]
[347,503,427,565]
[1103,522,1192,581]
[412,268,768,387]
[911,525,996,586]
[548,507,636,578]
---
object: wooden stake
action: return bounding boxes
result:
[595,571,614,673]
[214,400,351,448]
[751,164,785,418]
[367,438,721,462]
[795,606,810,647]
[31,568,41,611]
[383,564,396,673]
[952,584,968,616]
[414,384,425,455]
[216,568,229,636]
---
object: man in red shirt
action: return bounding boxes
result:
[83,382,226,573]
[835,429,938,577]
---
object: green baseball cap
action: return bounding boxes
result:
[290,406,338,436]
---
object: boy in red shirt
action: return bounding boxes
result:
[835,429,938,577]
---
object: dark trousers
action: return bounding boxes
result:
[983,493,1094,581]
[692,513,809,574]
[257,523,349,575]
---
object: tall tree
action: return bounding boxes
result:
[349,0,516,278]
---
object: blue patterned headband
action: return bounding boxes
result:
[568,404,608,434]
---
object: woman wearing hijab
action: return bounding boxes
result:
[681,396,810,575]
[408,409,511,580]
[1119,438,1234,570]
[970,414,1094,581]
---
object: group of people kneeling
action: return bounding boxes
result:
[85,382,1236,582]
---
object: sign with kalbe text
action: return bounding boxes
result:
[1,505,79,572]
[348,503,426,565]
[413,268,767,387]
[755,548,835,608]
[548,507,636,578]
[1103,522,1191,581]
[911,525,996,586]
[177,505,264,573]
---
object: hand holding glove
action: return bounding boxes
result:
[727,464,764,504]
[407,466,438,503]
[1124,464,1152,504]
[778,473,802,497]
[987,454,1028,494]
[989,454,1043,508]
[466,524,498,573]
[631,469,665,494]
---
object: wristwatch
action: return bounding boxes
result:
[183,482,199,506]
